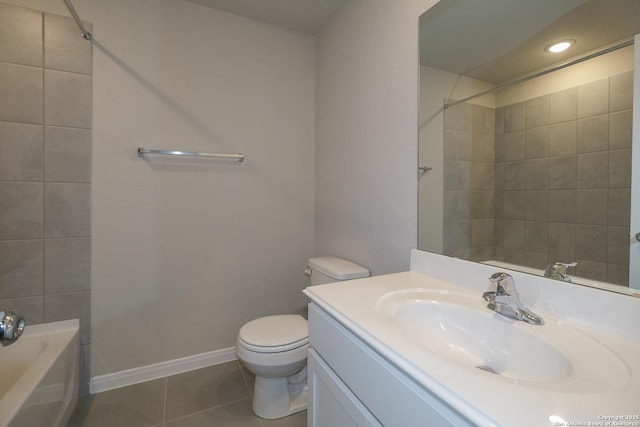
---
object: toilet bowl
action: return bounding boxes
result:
[236,314,309,419]
[236,256,369,419]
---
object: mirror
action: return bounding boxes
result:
[418,0,640,294]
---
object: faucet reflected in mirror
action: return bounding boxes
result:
[418,0,640,293]
[544,261,578,282]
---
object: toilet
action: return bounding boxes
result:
[235,256,369,419]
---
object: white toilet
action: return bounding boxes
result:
[236,256,369,419]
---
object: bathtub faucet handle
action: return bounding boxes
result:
[0,310,25,347]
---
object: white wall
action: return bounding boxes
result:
[9,0,316,375]
[315,0,436,275]
[92,1,316,376]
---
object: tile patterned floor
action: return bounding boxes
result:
[66,361,307,427]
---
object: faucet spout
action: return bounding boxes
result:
[483,273,544,325]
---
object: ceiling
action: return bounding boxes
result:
[181,0,639,82]
[183,0,348,35]
[420,0,640,84]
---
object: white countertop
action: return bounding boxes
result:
[304,251,640,427]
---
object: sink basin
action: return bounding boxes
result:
[375,288,629,390]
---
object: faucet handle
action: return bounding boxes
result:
[489,272,516,297]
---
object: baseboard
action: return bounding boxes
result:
[89,347,237,394]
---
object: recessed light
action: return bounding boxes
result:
[545,40,575,53]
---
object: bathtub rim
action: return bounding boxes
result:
[0,319,79,427]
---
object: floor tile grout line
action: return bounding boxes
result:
[237,359,252,391]
[160,360,255,424]
[163,395,255,425]
[161,377,168,427]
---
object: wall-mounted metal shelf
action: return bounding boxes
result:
[137,147,245,163]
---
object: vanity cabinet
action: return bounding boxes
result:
[307,303,473,427]
[308,350,381,426]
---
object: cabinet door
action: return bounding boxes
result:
[308,349,382,427]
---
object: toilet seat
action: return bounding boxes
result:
[238,314,308,353]
[238,336,309,353]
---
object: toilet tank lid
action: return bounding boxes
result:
[308,256,370,280]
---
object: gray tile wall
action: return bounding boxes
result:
[443,102,497,261]
[495,72,633,286]
[0,2,92,392]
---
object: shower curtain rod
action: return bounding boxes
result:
[444,38,634,109]
[63,0,91,40]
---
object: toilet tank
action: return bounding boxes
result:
[306,256,369,286]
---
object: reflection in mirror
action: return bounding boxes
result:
[418,0,640,294]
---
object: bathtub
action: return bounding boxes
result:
[0,319,79,427]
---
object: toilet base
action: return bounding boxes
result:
[252,366,308,419]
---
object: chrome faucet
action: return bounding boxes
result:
[544,261,577,282]
[0,311,25,347]
[482,272,544,325]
